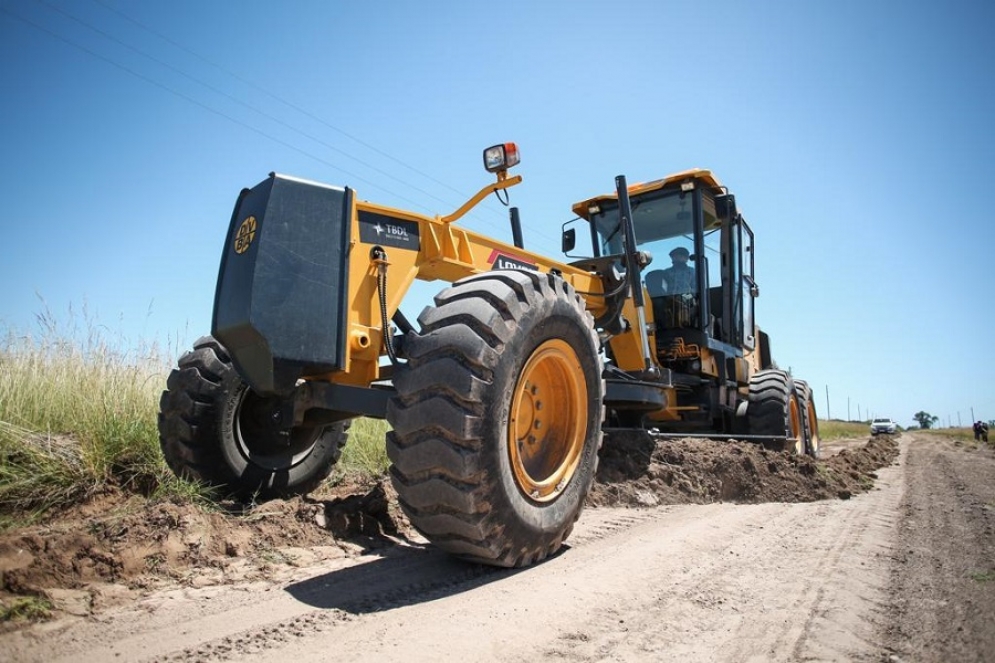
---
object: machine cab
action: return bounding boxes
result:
[569,169,758,356]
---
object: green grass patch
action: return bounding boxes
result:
[815,464,838,482]
[0,596,53,622]
[969,570,995,583]
[336,417,391,479]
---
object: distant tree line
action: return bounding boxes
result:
[910,412,993,430]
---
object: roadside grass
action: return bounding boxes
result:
[920,427,973,440]
[818,420,872,440]
[336,417,391,480]
[916,427,985,449]
[0,314,393,529]
[0,316,204,527]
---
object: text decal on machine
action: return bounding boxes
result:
[358,212,421,251]
[488,249,537,272]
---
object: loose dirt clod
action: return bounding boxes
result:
[0,435,898,624]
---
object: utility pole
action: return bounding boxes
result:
[825,385,831,420]
[958,412,962,427]
[848,397,851,422]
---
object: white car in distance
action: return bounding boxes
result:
[870,418,898,435]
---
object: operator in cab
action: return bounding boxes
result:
[659,246,696,295]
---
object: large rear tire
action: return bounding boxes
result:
[387,271,604,567]
[158,336,349,500]
[793,379,821,458]
[747,369,803,454]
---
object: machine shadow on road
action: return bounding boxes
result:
[284,543,537,614]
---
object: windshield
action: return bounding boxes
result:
[591,189,702,299]
[591,189,694,257]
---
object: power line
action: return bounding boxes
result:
[90,0,478,202]
[5,1,566,249]
[33,0,460,214]
[82,0,565,249]
[1,5,423,207]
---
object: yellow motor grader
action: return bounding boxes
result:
[159,144,819,567]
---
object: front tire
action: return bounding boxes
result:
[158,336,349,500]
[387,271,604,567]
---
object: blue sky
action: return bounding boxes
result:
[2,0,993,428]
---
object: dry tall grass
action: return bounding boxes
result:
[0,311,193,525]
[817,419,875,440]
[0,310,394,527]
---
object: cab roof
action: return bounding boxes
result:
[571,168,724,220]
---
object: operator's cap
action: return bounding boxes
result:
[669,247,690,258]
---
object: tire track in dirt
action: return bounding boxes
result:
[145,512,692,662]
[15,547,501,662]
[533,444,904,663]
[223,449,905,663]
[884,436,995,663]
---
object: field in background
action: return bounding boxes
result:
[917,426,991,447]
[819,419,874,440]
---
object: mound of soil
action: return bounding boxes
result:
[587,433,899,506]
[0,482,411,622]
[0,435,898,622]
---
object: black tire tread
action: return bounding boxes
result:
[158,335,349,499]
[747,369,797,452]
[387,271,604,567]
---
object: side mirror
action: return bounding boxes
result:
[561,227,576,253]
[716,193,737,220]
[745,275,759,298]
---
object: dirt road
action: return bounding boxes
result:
[4,432,994,662]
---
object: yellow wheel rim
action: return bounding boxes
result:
[508,339,587,503]
[806,400,820,455]
[788,394,803,454]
